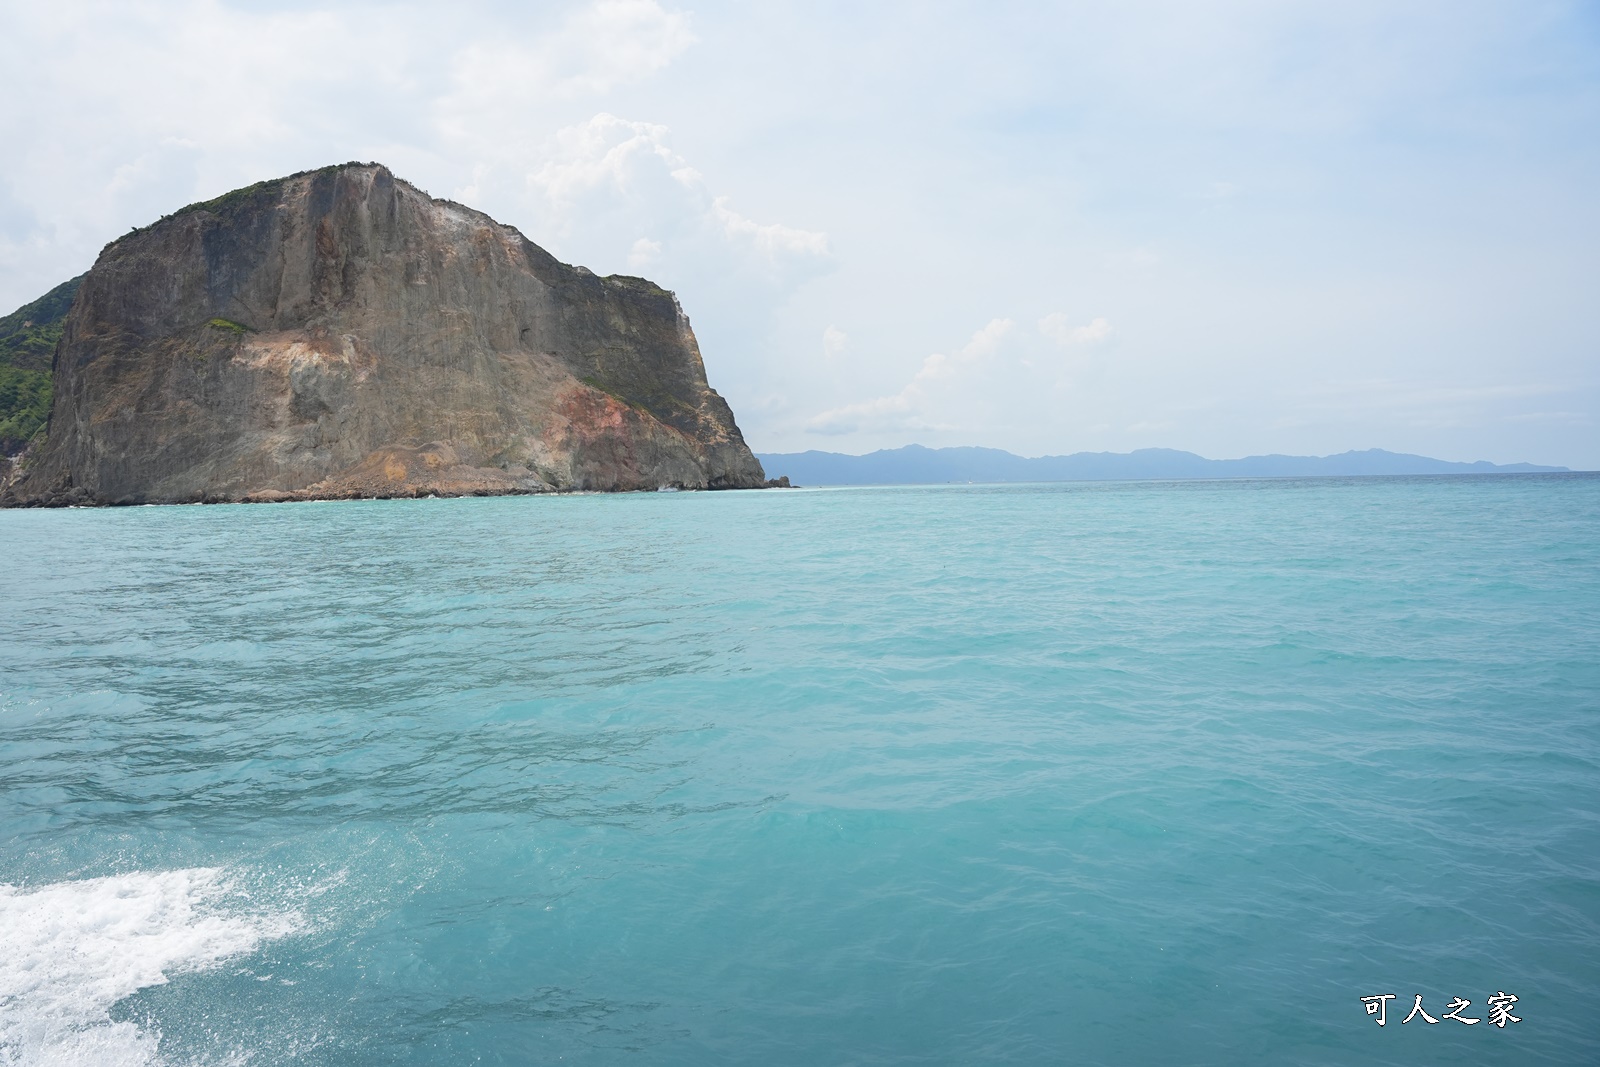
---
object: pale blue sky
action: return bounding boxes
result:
[2,0,1595,466]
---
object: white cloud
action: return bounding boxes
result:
[711,196,831,261]
[525,112,829,281]
[438,1,694,131]
[549,0,697,96]
[807,319,1013,435]
[822,325,849,361]
[528,114,689,209]
[803,388,923,437]
[627,237,663,270]
[1039,313,1113,346]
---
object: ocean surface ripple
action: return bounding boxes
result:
[2,476,1597,1065]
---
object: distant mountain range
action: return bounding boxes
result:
[755,445,1572,485]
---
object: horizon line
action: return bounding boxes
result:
[753,443,1580,470]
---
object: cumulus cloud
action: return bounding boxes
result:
[1039,313,1113,346]
[627,237,662,270]
[807,319,1013,435]
[528,114,691,209]
[711,196,831,261]
[526,112,830,280]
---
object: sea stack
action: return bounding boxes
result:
[2,163,768,505]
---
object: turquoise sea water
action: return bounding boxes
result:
[2,476,1598,1066]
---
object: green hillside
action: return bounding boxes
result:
[0,274,83,454]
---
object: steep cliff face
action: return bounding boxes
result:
[2,163,768,505]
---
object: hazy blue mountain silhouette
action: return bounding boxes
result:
[756,446,1569,485]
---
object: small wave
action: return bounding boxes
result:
[0,868,301,1067]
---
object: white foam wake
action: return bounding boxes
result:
[0,868,300,1067]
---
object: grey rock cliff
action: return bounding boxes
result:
[3,163,768,505]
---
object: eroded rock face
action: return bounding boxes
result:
[2,163,767,505]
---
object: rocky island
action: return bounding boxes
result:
[1,163,771,506]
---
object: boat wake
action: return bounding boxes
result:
[0,868,301,1067]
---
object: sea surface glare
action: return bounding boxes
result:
[1,476,1597,1066]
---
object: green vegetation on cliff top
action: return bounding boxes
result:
[1,274,83,454]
